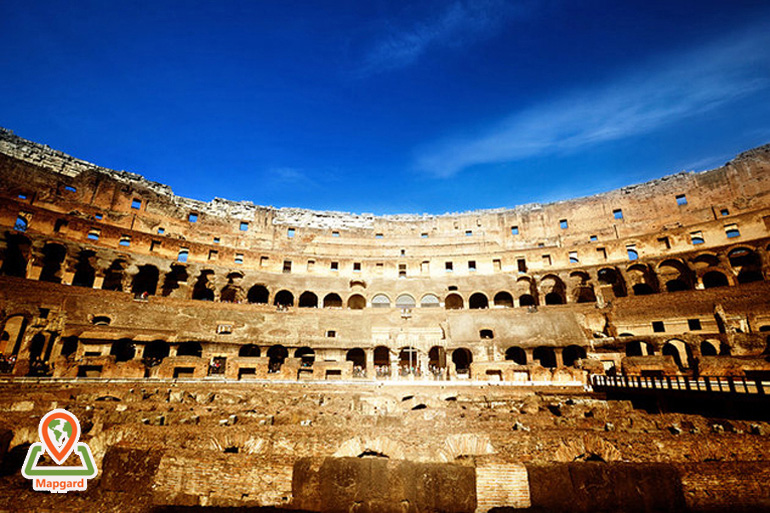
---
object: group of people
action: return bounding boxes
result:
[0,353,16,374]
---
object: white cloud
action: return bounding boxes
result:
[414,26,770,178]
[359,0,519,75]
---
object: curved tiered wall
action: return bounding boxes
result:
[1,127,770,382]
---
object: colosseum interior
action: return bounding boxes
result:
[1,127,770,512]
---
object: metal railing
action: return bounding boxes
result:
[592,374,769,395]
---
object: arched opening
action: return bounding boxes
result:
[132,265,159,296]
[665,279,688,292]
[625,340,654,356]
[399,347,419,376]
[346,348,366,374]
[395,294,416,309]
[728,248,763,283]
[632,283,654,296]
[143,340,169,366]
[371,294,391,308]
[162,264,189,297]
[0,233,31,278]
[420,294,440,308]
[445,293,464,310]
[92,315,111,326]
[295,347,315,367]
[374,346,391,377]
[469,293,489,309]
[267,345,288,372]
[700,340,719,356]
[540,275,566,305]
[177,342,202,358]
[220,273,245,303]
[703,271,729,289]
[662,340,690,369]
[323,293,343,308]
[191,270,216,301]
[570,272,596,303]
[2,315,27,355]
[451,348,472,376]
[598,267,627,298]
[505,347,526,365]
[428,346,446,376]
[493,291,513,308]
[273,290,294,307]
[238,344,261,357]
[518,294,536,306]
[110,339,135,362]
[28,333,46,362]
[533,347,557,368]
[348,294,366,309]
[247,285,269,304]
[102,259,127,292]
[299,291,319,308]
[71,250,96,288]
[562,345,586,367]
[39,243,67,283]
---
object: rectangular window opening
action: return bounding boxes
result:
[590,235,598,242]
[119,236,131,247]
[597,247,607,260]
[517,258,526,273]
[240,221,249,231]
[283,260,292,273]
[331,261,339,271]
[465,230,473,237]
[676,194,688,206]
[542,254,551,266]
[652,321,665,333]
[569,251,578,264]
[445,261,453,272]
[332,231,340,237]
[234,253,244,264]
[613,209,623,220]
[150,240,160,252]
[511,226,519,235]
[559,219,568,229]
[287,228,295,238]
[177,248,189,263]
[688,319,702,331]
[468,260,476,272]
[208,250,218,260]
[725,224,740,239]
[690,231,704,245]
[493,259,501,271]
[188,213,198,223]
[157,227,165,234]
[626,244,638,261]
[353,262,361,272]
[87,229,100,241]
[658,236,670,249]
[131,198,142,209]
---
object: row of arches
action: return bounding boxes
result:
[1,236,767,306]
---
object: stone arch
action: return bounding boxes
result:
[505,346,526,364]
[700,339,719,356]
[371,294,391,308]
[728,247,763,284]
[162,264,189,297]
[238,344,261,357]
[562,345,586,367]
[323,293,342,308]
[444,293,464,310]
[703,270,729,289]
[451,348,472,375]
[110,339,135,362]
[395,294,416,309]
[220,272,245,303]
[71,250,96,288]
[267,344,288,371]
[627,264,657,295]
[299,291,318,308]
[347,294,366,309]
[569,271,596,303]
[295,347,315,366]
[468,292,489,309]
[428,346,446,371]
[28,333,46,362]
[662,339,691,369]
[399,346,419,374]
[0,233,31,278]
[657,259,693,292]
[346,348,366,369]
[132,265,159,296]
[247,284,269,304]
[540,275,566,305]
[374,346,390,373]
[533,346,557,368]
[333,437,406,460]
[39,243,67,283]
[102,259,128,292]
[493,291,513,308]
[597,267,627,298]
[191,270,216,301]
[440,434,495,462]
[625,340,654,356]
[1,315,28,355]
[273,290,294,307]
[420,294,440,308]
[143,340,169,366]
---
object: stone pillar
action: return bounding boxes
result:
[390,350,400,381]
[61,270,75,286]
[365,349,374,379]
[554,350,564,368]
[93,275,105,289]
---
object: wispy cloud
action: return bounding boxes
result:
[415,25,770,178]
[359,0,520,76]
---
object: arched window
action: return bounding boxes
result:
[323,293,343,308]
[273,290,294,307]
[371,294,391,308]
[267,345,288,372]
[299,291,318,308]
[177,342,202,358]
[505,347,526,365]
[562,345,586,367]
[420,294,440,308]
[533,347,557,368]
[703,271,729,288]
[346,348,366,369]
[395,294,416,309]
[247,285,269,304]
[239,344,261,357]
[445,293,464,310]
[493,291,513,308]
[451,348,472,375]
[469,293,488,309]
[347,294,366,309]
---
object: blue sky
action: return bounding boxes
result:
[1,0,769,215]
